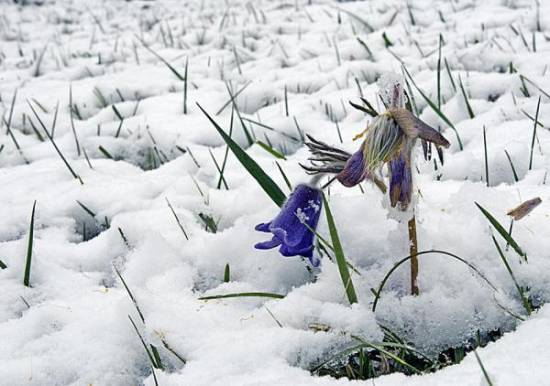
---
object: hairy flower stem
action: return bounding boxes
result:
[408,215,419,295]
[387,77,420,296]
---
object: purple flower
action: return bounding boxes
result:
[333,108,448,210]
[389,151,412,210]
[255,184,322,264]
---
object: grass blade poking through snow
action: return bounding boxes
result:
[437,35,442,108]
[23,201,37,287]
[128,316,163,372]
[475,202,526,260]
[256,140,286,159]
[199,292,285,300]
[27,101,84,184]
[183,56,189,114]
[474,350,493,386]
[0,259,6,269]
[528,96,541,171]
[504,150,519,182]
[492,237,531,315]
[117,267,164,370]
[458,75,475,118]
[223,264,230,282]
[137,36,185,81]
[165,198,189,240]
[372,250,497,312]
[483,126,489,186]
[275,161,292,191]
[197,103,286,207]
[323,194,358,305]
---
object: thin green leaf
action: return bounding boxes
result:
[372,249,497,312]
[275,161,292,191]
[165,198,189,240]
[474,350,493,386]
[256,140,286,159]
[323,194,358,305]
[98,145,114,159]
[492,237,531,315]
[137,36,185,81]
[504,150,519,182]
[199,292,285,300]
[23,201,37,287]
[528,96,541,170]
[223,264,230,282]
[27,101,83,184]
[197,103,286,207]
[475,202,526,260]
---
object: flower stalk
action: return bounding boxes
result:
[301,74,450,296]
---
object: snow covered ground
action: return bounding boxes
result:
[0,0,549,385]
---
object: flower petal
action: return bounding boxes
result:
[255,222,272,232]
[254,237,282,250]
[389,152,412,209]
[390,108,450,148]
[270,184,322,247]
[336,147,368,187]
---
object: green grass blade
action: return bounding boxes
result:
[256,140,286,159]
[275,161,292,191]
[504,150,519,182]
[474,350,493,386]
[98,145,114,159]
[475,202,526,260]
[27,101,83,184]
[491,236,531,315]
[197,103,286,207]
[372,249,497,312]
[223,263,230,282]
[0,259,6,269]
[458,75,475,118]
[23,201,37,287]
[225,83,254,146]
[528,96,541,170]
[114,265,146,323]
[165,198,189,240]
[323,194,358,305]
[199,292,285,300]
[437,35,442,108]
[208,148,229,189]
[137,36,185,81]
[76,200,97,218]
[483,126,489,186]
[128,315,162,371]
[69,85,82,156]
[183,56,189,114]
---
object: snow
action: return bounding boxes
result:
[0,0,549,385]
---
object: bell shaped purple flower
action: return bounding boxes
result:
[255,184,322,264]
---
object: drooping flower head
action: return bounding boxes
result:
[255,184,322,265]
[335,79,449,211]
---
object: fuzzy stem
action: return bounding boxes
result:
[408,215,419,295]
